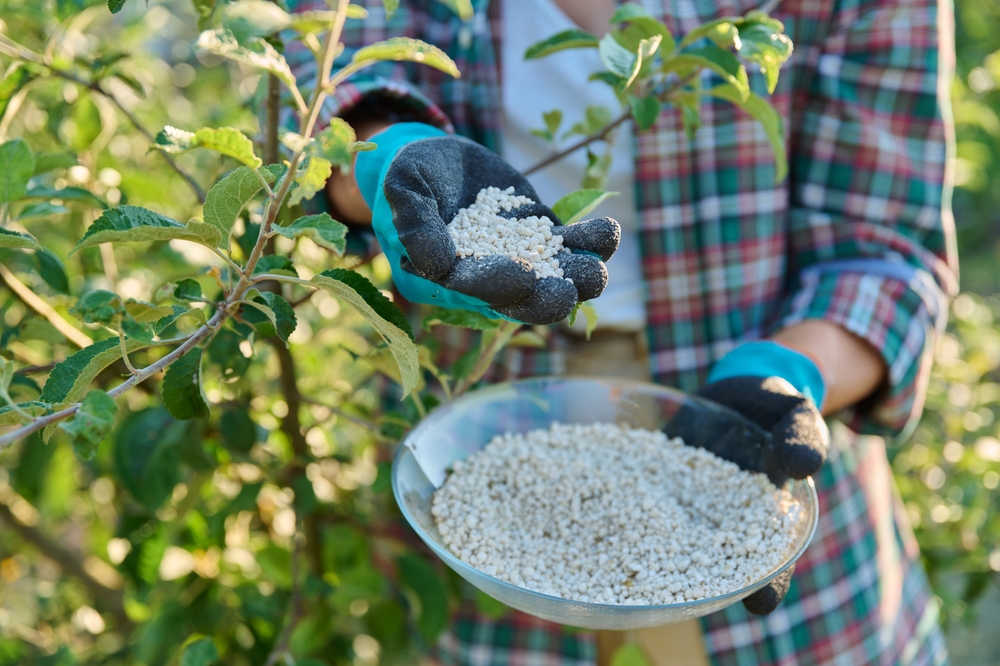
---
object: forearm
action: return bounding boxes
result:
[773,319,886,416]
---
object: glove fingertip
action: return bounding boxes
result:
[774,405,829,479]
[494,277,577,326]
[557,252,607,301]
[558,217,621,262]
[742,566,794,615]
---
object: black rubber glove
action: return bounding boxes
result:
[664,376,828,614]
[355,124,621,326]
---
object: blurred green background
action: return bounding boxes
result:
[0,0,998,663]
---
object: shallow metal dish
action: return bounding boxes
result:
[392,377,818,630]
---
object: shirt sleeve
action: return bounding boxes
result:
[283,0,455,133]
[777,0,959,437]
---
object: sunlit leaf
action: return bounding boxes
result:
[353,38,460,78]
[664,46,749,100]
[737,24,793,94]
[0,63,34,121]
[599,33,636,80]
[382,0,399,19]
[272,213,348,254]
[59,390,117,461]
[435,0,472,21]
[162,349,209,420]
[311,269,419,395]
[0,228,41,251]
[312,118,357,172]
[0,402,50,427]
[678,17,740,49]
[196,29,298,90]
[223,0,290,41]
[524,29,599,60]
[71,206,222,254]
[202,165,279,239]
[155,126,261,168]
[291,7,369,35]
[708,83,787,182]
[288,156,332,206]
[0,138,34,203]
[552,189,619,224]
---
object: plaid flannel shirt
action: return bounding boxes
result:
[285,0,957,662]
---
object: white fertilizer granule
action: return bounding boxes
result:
[448,186,569,279]
[431,423,803,605]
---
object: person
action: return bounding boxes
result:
[286,0,958,662]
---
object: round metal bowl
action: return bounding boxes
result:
[392,377,818,630]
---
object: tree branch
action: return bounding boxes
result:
[0,263,92,349]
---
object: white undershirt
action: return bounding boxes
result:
[499,0,646,332]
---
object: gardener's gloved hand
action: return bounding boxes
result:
[355,123,621,325]
[664,340,829,615]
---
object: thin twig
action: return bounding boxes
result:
[0,311,220,449]
[0,264,92,349]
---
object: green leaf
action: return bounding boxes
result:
[352,38,460,78]
[542,109,562,139]
[114,408,183,510]
[737,23,793,94]
[108,0,128,13]
[202,164,280,240]
[195,29,297,91]
[551,188,619,224]
[18,202,69,220]
[0,228,41,251]
[223,0,290,42]
[708,84,787,182]
[35,250,69,293]
[125,300,176,323]
[181,638,218,666]
[397,554,448,642]
[155,126,261,168]
[0,139,35,203]
[291,7,369,34]
[311,269,419,396]
[245,292,296,344]
[609,6,675,54]
[207,327,250,379]
[312,118,357,173]
[0,358,13,393]
[0,63,34,121]
[71,96,102,152]
[59,390,117,461]
[32,152,77,175]
[435,0,472,20]
[192,0,217,28]
[580,302,598,338]
[23,185,107,209]
[0,402,50,427]
[219,408,256,454]
[611,643,651,666]
[664,46,749,100]
[162,349,209,420]
[288,157,332,206]
[382,0,399,19]
[71,205,222,255]
[351,140,377,152]
[174,279,204,301]
[524,29,599,60]
[371,461,392,494]
[678,17,741,49]
[422,308,500,331]
[71,290,124,327]
[563,104,614,140]
[630,95,662,131]
[273,213,348,254]
[474,589,510,619]
[251,254,297,277]
[598,33,636,79]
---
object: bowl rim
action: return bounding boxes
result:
[392,375,820,613]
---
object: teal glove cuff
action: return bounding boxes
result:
[352,123,514,321]
[355,122,447,209]
[708,341,827,409]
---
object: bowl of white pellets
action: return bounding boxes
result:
[392,377,819,630]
